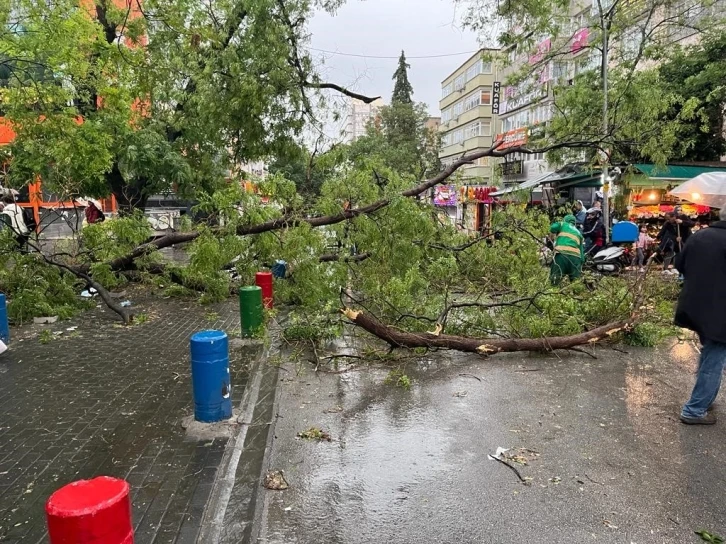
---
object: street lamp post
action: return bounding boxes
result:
[601,9,611,244]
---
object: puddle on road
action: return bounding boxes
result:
[263,355,475,544]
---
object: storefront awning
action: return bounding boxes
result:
[550,171,603,189]
[490,171,555,196]
[632,163,726,181]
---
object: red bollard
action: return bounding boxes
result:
[46,476,133,544]
[255,272,274,309]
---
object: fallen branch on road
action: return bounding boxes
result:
[341,307,631,355]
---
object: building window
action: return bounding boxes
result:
[442,83,453,98]
[452,101,464,116]
[575,52,599,75]
[454,74,466,91]
[452,129,464,144]
[441,108,452,123]
[463,87,492,112]
[442,133,452,146]
[481,60,493,74]
[480,87,492,105]
[552,61,569,81]
[621,28,642,59]
[464,120,493,140]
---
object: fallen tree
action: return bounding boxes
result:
[342,307,631,355]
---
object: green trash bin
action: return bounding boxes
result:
[239,286,264,337]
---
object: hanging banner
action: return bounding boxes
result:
[529,38,551,65]
[571,28,589,53]
[434,185,457,206]
[492,81,501,115]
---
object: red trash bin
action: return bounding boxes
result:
[255,271,274,309]
[46,476,133,544]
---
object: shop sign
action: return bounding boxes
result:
[501,86,547,113]
[492,81,501,115]
[434,184,457,206]
[571,28,589,53]
[494,127,528,150]
[462,185,499,203]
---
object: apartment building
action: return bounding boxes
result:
[438,50,499,182]
[343,98,385,143]
[492,0,725,201]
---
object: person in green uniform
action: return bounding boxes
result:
[549,214,585,285]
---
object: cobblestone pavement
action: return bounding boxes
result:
[0,289,255,543]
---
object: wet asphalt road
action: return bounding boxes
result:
[254,340,726,544]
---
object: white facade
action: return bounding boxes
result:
[343,98,384,143]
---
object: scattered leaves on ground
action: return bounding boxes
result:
[696,530,725,543]
[263,470,289,490]
[504,448,541,466]
[296,427,332,442]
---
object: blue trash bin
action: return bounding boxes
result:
[0,293,9,345]
[190,330,232,423]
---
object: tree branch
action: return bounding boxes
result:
[341,307,631,355]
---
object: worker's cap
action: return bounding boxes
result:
[563,214,577,224]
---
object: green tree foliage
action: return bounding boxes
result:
[267,142,342,198]
[347,102,441,180]
[348,55,440,180]
[459,0,726,165]
[391,50,414,105]
[656,32,726,161]
[0,0,353,210]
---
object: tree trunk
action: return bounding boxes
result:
[107,163,149,214]
[341,308,631,355]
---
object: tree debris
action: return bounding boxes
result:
[263,470,289,490]
[296,427,332,442]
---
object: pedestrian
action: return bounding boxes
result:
[632,224,653,271]
[1,194,30,249]
[656,212,687,273]
[674,207,726,425]
[573,200,586,228]
[549,214,584,286]
[582,207,605,255]
[84,199,105,225]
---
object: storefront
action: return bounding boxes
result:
[457,185,498,236]
[626,163,726,226]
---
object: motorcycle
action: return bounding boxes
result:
[588,245,632,275]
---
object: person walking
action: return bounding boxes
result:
[549,214,584,286]
[674,207,726,425]
[632,224,654,271]
[1,194,30,249]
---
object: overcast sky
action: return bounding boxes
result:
[308,0,481,116]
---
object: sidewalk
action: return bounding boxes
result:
[0,289,256,543]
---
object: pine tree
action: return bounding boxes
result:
[391,51,413,104]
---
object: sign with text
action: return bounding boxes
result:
[492,81,501,115]
[494,127,528,150]
[434,185,458,206]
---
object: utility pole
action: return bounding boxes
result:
[600,7,611,243]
